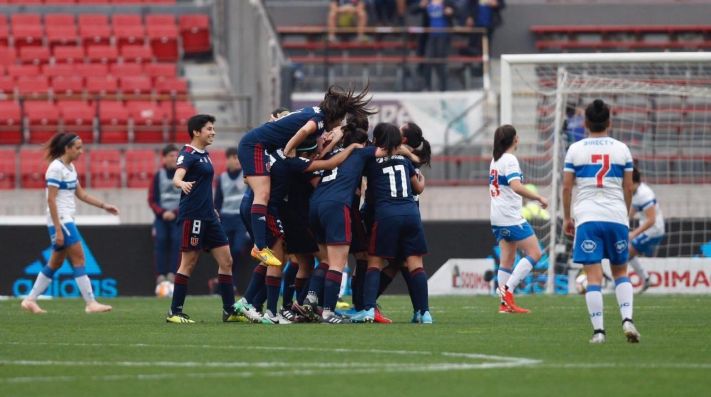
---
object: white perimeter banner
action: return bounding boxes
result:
[292,91,485,152]
[630,258,711,294]
[428,258,494,296]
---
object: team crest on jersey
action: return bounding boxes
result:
[581,240,597,253]
[190,236,199,246]
[615,240,628,253]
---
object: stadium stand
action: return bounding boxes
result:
[19,148,47,189]
[0,148,15,189]
[89,148,121,188]
[125,148,158,188]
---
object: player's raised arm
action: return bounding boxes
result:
[284,120,318,157]
[306,142,363,172]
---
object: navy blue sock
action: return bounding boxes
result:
[308,263,328,305]
[282,262,298,308]
[410,268,429,314]
[401,266,416,311]
[352,259,367,310]
[218,274,235,312]
[250,204,268,249]
[363,267,381,310]
[253,285,266,312]
[323,269,342,312]
[377,269,394,298]
[295,277,309,305]
[170,273,189,314]
[265,275,281,314]
[244,265,267,304]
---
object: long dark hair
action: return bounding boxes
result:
[492,124,517,161]
[372,123,402,156]
[45,132,79,161]
[341,114,369,147]
[585,99,610,133]
[319,85,376,130]
[401,122,431,167]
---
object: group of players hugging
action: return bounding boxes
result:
[166,85,434,325]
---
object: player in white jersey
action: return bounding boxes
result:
[562,99,640,344]
[628,168,665,293]
[489,125,548,314]
[21,133,119,315]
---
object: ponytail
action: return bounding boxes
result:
[401,122,431,167]
[492,125,517,161]
[372,123,401,155]
[45,133,79,161]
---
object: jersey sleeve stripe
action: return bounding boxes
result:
[564,162,575,172]
[505,172,522,182]
[640,198,657,210]
[625,161,634,170]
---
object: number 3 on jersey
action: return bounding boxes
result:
[489,169,500,197]
[591,154,610,188]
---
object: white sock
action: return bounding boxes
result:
[497,269,512,291]
[506,257,534,291]
[585,285,604,331]
[628,257,648,280]
[28,273,53,300]
[615,277,634,321]
[75,275,96,303]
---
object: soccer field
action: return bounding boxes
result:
[1,295,710,397]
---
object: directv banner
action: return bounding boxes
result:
[292,91,486,152]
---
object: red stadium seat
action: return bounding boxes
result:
[145,14,176,27]
[17,76,50,99]
[120,45,153,64]
[114,25,146,50]
[51,76,84,97]
[179,14,212,55]
[128,101,165,143]
[12,24,44,50]
[98,101,129,143]
[143,62,177,83]
[43,63,76,79]
[161,100,195,140]
[0,148,16,189]
[125,149,157,188]
[58,100,95,143]
[7,64,39,79]
[210,149,226,176]
[144,0,176,4]
[0,46,16,65]
[78,14,109,27]
[19,148,46,188]
[88,149,121,188]
[87,45,119,64]
[120,76,152,96]
[76,63,109,78]
[110,62,143,78]
[112,14,142,27]
[45,13,75,27]
[86,75,119,97]
[11,14,41,26]
[0,76,15,96]
[53,45,85,64]
[156,77,188,98]
[0,20,9,47]
[146,24,179,62]
[19,46,51,65]
[46,25,79,49]
[25,101,60,144]
[79,24,111,47]
[0,101,22,145]
[44,0,77,4]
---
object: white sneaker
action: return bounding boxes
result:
[85,301,112,313]
[589,331,606,344]
[21,299,47,314]
[262,310,292,325]
[622,319,640,343]
[235,298,263,323]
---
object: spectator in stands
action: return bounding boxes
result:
[214,147,251,288]
[564,104,586,146]
[148,144,182,288]
[417,0,456,91]
[366,0,408,26]
[328,0,369,42]
[460,0,505,57]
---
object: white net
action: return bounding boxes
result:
[502,54,711,292]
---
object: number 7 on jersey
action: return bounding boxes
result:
[591,154,610,188]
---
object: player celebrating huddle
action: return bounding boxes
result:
[562,99,640,343]
[21,133,118,314]
[488,125,548,314]
[237,85,374,267]
[166,115,240,324]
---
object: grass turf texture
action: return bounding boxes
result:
[1,294,710,397]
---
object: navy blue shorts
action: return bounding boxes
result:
[573,221,629,265]
[283,209,318,254]
[180,218,229,252]
[349,205,368,253]
[310,200,351,245]
[368,215,428,259]
[237,137,269,177]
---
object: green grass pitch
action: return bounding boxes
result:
[1,294,710,397]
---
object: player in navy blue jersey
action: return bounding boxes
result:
[234,137,365,324]
[351,123,432,324]
[166,114,240,324]
[237,85,374,268]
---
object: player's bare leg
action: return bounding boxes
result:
[21,249,67,314]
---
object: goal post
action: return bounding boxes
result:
[499,52,711,294]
